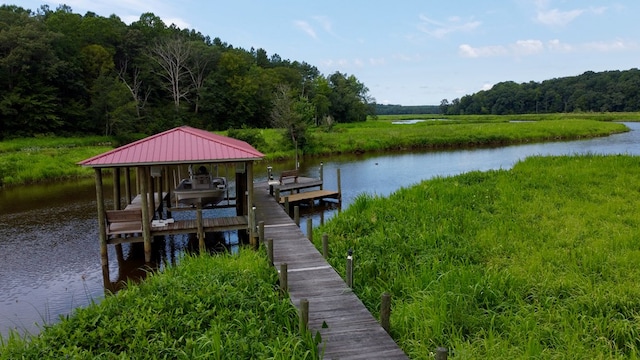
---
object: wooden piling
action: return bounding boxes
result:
[267,238,274,265]
[258,221,264,248]
[381,292,391,333]
[322,233,329,259]
[300,298,309,334]
[196,202,205,252]
[294,205,299,226]
[346,249,353,288]
[94,168,109,288]
[306,218,312,242]
[280,263,288,294]
[138,167,152,263]
[284,196,290,215]
[436,347,448,360]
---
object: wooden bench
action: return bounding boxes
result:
[279,169,299,184]
[105,209,143,236]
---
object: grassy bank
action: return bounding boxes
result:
[312,154,640,359]
[0,114,631,186]
[0,250,318,359]
[0,136,113,186]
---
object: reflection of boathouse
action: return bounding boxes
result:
[78,126,264,287]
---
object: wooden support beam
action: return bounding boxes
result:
[94,168,110,288]
[138,167,152,263]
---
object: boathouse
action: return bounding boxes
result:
[78,126,264,286]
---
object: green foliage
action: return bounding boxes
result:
[226,127,266,150]
[314,155,640,358]
[445,69,640,115]
[0,136,112,185]
[0,251,318,359]
[0,5,373,139]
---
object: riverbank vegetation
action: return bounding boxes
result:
[0,114,631,186]
[312,154,640,358]
[0,250,318,359]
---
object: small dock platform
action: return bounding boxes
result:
[277,189,340,205]
[254,182,407,359]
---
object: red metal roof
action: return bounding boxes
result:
[78,126,264,168]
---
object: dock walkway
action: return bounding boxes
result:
[253,182,407,359]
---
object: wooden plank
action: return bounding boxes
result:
[278,189,339,204]
[253,181,407,360]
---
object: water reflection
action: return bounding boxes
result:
[1,122,639,337]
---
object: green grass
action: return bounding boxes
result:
[0,114,633,186]
[0,250,319,359]
[0,136,113,186]
[313,154,640,359]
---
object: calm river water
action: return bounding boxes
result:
[1,122,640,337]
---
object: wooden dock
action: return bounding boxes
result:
[278,189,340,205]
[254,182,408,359]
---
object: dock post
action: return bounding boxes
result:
[275,188,280,203]
[267,238,274,265]
[196,202,205,252]
[280,263,288,294]
[294,206,300,226]
[306,218,313,242]
[436,347,448,360]
[346,249,353,288]
[258,221,264,246]
[381,292,391,333]
[284,196,290,215]
[322,233,329,258]
[94,168,110,288]
[138,167,152,263]
[337,168,342,206]
[249,206,257,248]
[320,162,324,190]
[124,167,132,204]
[300,298,309,334]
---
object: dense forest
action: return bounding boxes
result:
[374,104,440,115]
[0,4,374,140]
[441,69,640,115]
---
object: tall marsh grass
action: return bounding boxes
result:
[0,250,318,359]
[314,154,640,359]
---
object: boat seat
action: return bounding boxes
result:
[192,174,211,189]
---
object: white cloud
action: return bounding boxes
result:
[547,39,573,52]
[533,1,608,27]
[512,39,544,56]
[535,8,584,26]
[583,39,633,52]
[294,20,317,39]
[459,44,508,58]
[417,14,481,38]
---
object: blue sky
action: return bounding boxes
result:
[16,0,640,105]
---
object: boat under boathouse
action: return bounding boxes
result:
[78,126,264,287]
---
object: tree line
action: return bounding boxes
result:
[440,69,640,115]
[375,104,440,115]
[0,5,374,140]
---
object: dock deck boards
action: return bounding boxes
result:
[254,182,407,360]
[278,189,340,204]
